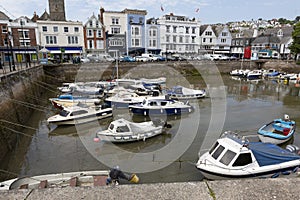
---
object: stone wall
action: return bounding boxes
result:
[0,66,44,163]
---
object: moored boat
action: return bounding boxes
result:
[49,94,101,109]
[128,97,193,116]
[47,104,112,125]
[164,85,206,100]
[196,131,300,180]
[257,115,296,144]
[95,118,171,143]
[0,170,109,190]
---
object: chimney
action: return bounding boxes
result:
[100,7,105,24]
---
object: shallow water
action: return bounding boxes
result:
[1,71,300,183]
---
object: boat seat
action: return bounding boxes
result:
[19,184,28,189]
[93,175,107,187]
[69,177,78,187]
[38,180,48,189]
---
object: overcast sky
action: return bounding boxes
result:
[0,0,299,24]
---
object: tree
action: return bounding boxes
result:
[290,22,300,60]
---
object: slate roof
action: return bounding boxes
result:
[0,11,10,20]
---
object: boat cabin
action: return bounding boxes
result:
[208,135,255,168]
[108,119,132,134]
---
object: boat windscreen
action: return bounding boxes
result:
[60,109,70,117]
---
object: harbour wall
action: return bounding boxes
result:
[0,67,45,164]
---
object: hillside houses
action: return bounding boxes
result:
[0,0,298,66]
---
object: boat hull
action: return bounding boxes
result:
[129,107,193,116]
[48,108,113,125]
[98,128,163,143]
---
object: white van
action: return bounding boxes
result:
[141,53,158,61]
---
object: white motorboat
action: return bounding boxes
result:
[49,94,101,109]
[95,118,170,143]
[165,85,206,100]
[104,92,145,108]
[196,131,300,180]
[246,70,262,79]
[129,97,193,116]
[47,104,112,125]
[0,170,109,190]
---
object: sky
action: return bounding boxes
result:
[0,0,299,24]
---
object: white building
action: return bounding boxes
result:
[36,20,84,62]
[157,13,201,56]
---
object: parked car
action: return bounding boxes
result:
[153,55,166,61]
[80,57,90,63]
[119,56,135,62]
[135,56,150,62]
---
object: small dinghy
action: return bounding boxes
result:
[257,114,296,144]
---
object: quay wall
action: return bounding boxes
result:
[0,67,45,164]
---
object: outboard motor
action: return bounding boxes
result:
[286,144,300,154]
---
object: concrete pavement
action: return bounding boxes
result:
[1,177,300,200]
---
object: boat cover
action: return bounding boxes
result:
[248,142,300,167]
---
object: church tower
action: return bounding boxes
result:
[49,0,66,21]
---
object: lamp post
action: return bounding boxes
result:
[7,32,16,71]
[6,34,12,72]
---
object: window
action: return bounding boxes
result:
[71,110,88,116]
[132,27,139,35]
[74,27,79,32]
[88,40,93,48]
[64,27,69,32]
[166,35,170,43]
[132,38,140,47]
[205,31,212,36]
[179,36,183,43]
[68,36,78,44]
[212,145,224,160]
[97,30,102,37]
[173,26,177,33]
[116,125,130,133]
[89,21,93,27]
[53,26,58,32]
[192,27,196,34]
[109,39,123,46]
[42,26,47,32]
[173,36,176,43]
[111,27,120,34]
[166,26,170,33]
[222,32,227,36]
[209,38,212,43]
[20,20,25,26]
[220,150,236,166]
[232,153,252,166]
[203,38,206,43]
[185,27,189,34]
[88,30,93,37]
[2,26,7,33]
[221,38,226,43]
[45,35,57,44]
[112,18,119,25]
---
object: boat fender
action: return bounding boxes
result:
[144,111,147,116]
[271,173,280,178]
[281,171,291,175]
[286,144,300,153]
[143,136,146,141]
[292,167,299,173]
[175,109,177,114]
[160,109,163,113]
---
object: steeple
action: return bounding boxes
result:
[49,0,66,21]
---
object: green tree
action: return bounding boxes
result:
[290,22,300,60]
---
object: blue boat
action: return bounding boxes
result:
[128,97,193,116]
[258,115,296,144]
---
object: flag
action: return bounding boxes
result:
[195,8,200,13]
[161,5,164,11]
